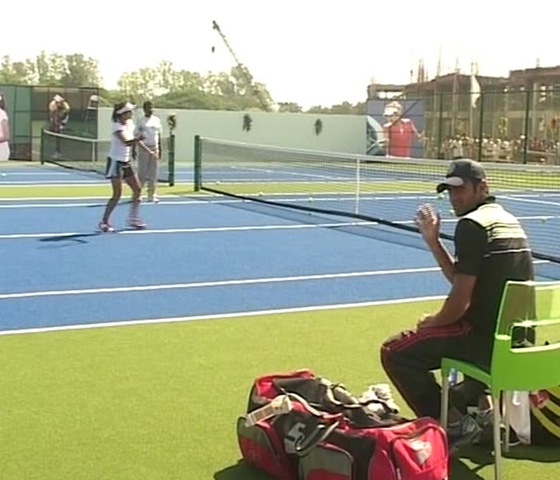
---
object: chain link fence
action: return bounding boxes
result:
[416,88,560,164]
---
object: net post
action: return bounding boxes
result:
[40,129,45,165]
[168,134,176,187]
[166,114,177,187]
[194,135,202,191]
[354,156,361,214]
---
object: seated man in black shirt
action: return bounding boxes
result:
[380,159,534,447]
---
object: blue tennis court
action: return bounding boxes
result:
[1,161,559,335]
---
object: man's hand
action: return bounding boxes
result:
[415,203,440,246]
[417,313,438,330]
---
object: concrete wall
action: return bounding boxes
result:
[98,108,367,162]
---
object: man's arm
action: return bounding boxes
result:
[418,273,476,328]
[418,218,486,329]
[426,238,455,283]
[383,124,390,156]
[410,120,423,140]
[416,204,455,283]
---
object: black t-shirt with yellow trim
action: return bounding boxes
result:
[453,197,534,338]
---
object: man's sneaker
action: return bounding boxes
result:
[98,222,115,233]
[472,409,523,447]
[153,195,159,203]
[448,414,482,451]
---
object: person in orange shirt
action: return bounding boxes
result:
[382,101,423,157]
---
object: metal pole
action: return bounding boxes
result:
[168,133,175,187]
[523,89,531,164]
[194,135,202,191]
[477,92,484,162]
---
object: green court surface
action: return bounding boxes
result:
[2,301,559,480]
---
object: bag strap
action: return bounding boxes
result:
[285,392,342,420]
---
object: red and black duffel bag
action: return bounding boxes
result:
[237,368,449,480]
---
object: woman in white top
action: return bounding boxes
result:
[99,102,147,232]
[0,93,10,161]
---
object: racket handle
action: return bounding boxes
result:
[245,395,293,427]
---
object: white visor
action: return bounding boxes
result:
[383,106,400,116]
[116,102,135,115]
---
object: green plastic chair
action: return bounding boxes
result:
[440,280,560,480]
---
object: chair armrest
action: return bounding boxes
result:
[513,318,560,328]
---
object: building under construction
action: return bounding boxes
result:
[367,66,560,163]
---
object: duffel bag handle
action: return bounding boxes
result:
[284,416,341,457]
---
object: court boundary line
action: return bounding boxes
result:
[0,221,380,239]
[3,191,560,208]
[0,266,442,299]
[0,294,447,337]
[3,211,559,240]
[1,259,548,300]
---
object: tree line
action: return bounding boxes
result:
[0,52,365,114]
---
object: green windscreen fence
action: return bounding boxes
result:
[0,84,100,161]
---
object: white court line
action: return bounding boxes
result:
[1,260,549,301]
[502,195,560,207]
[4,190,560,208]
[0,266,443,300]
[0,294,448,337]
[0,171,80,176]
[0,221,378,240]
[0,181,106,186]
[0,198,225,209]
[0,195,422,207]
[1,213,557,240]
[0,195,204,202]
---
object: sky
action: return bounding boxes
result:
[3,0,560,109]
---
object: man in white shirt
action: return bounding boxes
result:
[135,101,163,202]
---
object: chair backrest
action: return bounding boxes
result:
[490,280,560,392]
[86,95,99,111]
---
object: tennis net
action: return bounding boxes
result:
[40,129,175,185]
[194,136,560,264]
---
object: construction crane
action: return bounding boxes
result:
[211,20,276,112]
